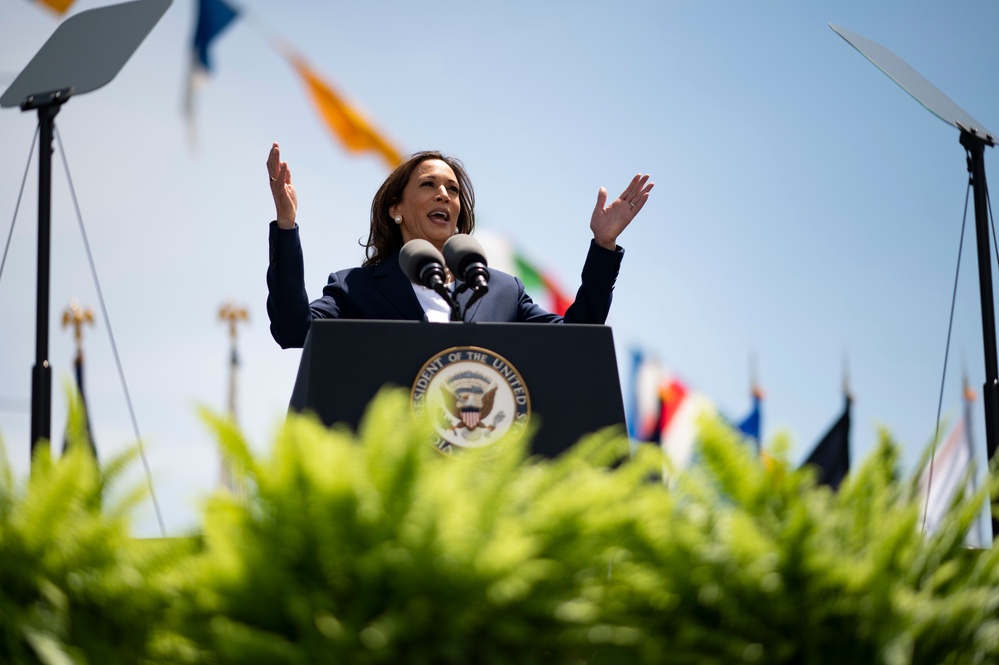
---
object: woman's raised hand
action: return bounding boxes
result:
[589,173,654,251]
[267,142,298,229]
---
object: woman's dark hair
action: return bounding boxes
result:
[363,150,475,267]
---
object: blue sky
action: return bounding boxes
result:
[2,0,999,535]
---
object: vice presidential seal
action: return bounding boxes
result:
[411,346,531,455]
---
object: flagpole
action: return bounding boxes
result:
[963,374,986,546]
[961,129,999,541]
[62,297,94,366]
[219,302,248,418]
[62,297,96,456]
[219,302,248,494]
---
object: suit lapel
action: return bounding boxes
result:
[373,255,426,320]
[458,282,485,322]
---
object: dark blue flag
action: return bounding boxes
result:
[803,397,851,489]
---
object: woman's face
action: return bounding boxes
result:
[389,159,461,250]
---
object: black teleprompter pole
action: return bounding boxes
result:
[24,89,71,459]
[962,129,999,540]
[829,24,999,543]
[2,0,172,467]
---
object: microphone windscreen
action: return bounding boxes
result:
[442,234,488,274]
[399,239,446,285]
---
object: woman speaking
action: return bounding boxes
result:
[265,143,653,348]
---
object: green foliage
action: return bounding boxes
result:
[591,421,999,665]
[162,393,638,664]
[160,391,999,665]
[4,388,999,664]
[0,389,189,664]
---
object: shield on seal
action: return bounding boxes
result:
[461,409,480,429]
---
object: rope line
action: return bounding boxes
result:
[54,127,167,538]
[0,126,39,285]
[923,177,972,534]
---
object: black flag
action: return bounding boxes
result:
[803,397,851,489]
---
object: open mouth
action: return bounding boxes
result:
[428,209,450,222]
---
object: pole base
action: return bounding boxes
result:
[30,361,51,461]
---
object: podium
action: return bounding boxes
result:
[289,320,627,457]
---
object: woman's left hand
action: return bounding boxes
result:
[590,174,654,251]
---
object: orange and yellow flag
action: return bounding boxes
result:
[34,0,75,15]
[289,56,403,170]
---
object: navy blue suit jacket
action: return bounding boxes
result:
[267,222,623,349]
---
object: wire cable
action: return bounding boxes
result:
[54,127,166,537]
[0,126,39,286]
[988,169,997,282]
[923,178,972,534]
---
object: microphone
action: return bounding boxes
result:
[442,234,489,293]
[399,239,448,291]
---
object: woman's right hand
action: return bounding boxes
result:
[267,142,298,229]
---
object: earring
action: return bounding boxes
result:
[453,227,459,235]
[394,216,403,225]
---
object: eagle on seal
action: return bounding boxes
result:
[442,373,497,432]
